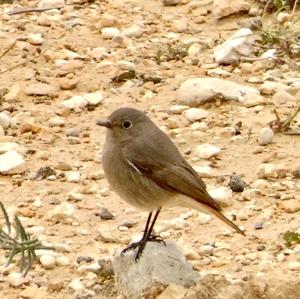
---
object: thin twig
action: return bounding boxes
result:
[0,49,47,75]
[7,7,62,16]
[291,0,299,21]
[0,41,16,60]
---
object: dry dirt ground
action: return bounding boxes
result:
[0,0,299,298]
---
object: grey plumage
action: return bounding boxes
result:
[99,107,245,236]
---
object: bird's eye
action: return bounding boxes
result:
[122,120,132,129]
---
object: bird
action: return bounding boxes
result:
[97,107,245,260]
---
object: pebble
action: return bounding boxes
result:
[122,25,143,38]
[257,164,287,179]
[67,192,84,201]
[198,212,212,224]
[208,187,233,207]
[195,144,221,159]
[0,151,25,174]
[61,96,87,110]
[259,81,290,95]
[48,116,65,127]
[198,245,214,256]
[56,256,70,266]
[288,261,300,271]
[97,207,114,220]
[83,92,103,105]
[242,189,260,201]
[101,27,120,39]
[0,142,20,154]
[193,165,214,178]
[280,200,300,213]
[66,171,81,183]
[183,108,209,122]
[229,175,247,192]
[258,127,274,146]
[272,90,295,106]
[0,113,11,129]
[213,0,250,19]
[25,83,56,97]
[47,202,75,222]
[254,222,263,230]
[7,272,30,287]
[38,0,65,9]
[40,254,56,269]
[163,0,181,5]
[27,33,44,45]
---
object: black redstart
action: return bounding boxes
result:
[97,107,245,260]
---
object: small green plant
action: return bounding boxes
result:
[283,231,300,247]
[154,44,188,65]
[0,202,53,276]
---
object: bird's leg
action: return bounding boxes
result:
[121,211,152,255]
[135,208,163,260]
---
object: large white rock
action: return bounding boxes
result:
[258,127,274,146]
[195,144,221,159]
[112,241,199,299]
[82,92,103,105]
[0,113,11,129]
[0,151,25,174]
[214,28,254,64]
[0,142,20,154]
[213,0,250,19]
[177,78,260,106]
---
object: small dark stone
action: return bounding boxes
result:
[257,245,266,251]
[34,166,56,180]
[254,222,263,230]
[118,219,137,228]
[229,175,247,192]
[76,256,94,264]
[96,208,114,220]
[292,167,300,178]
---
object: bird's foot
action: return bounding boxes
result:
[121,234,166,261]
[147,234,166,246]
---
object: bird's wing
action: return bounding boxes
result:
[123,144,222,212]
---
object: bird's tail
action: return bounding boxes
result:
[176,195,245,235]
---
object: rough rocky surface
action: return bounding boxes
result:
[112,241,200,298]
[0,0,299,298]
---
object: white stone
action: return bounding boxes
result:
[277,12,291,24]
[7,272,30,287]
[48,202,75,222]
[213,0,250,19]
[122,25,143,38]
[38,0,65,9]
[198,212,212,224]
[69,278,85,292]
[117,60,135,70]
[272,90,295,106]
[198,245,214,256]
[242,189,260,201]
[0,113,11,129]
[195,144,221,159]
[258,127,274,146]
[61,96,87,109]
[260,81,290,95]
[177,78,260,106]
[27,33,44,45]
[188,43,202,65]
[66,171,81,183]
[193,165,214,178]
[169,105,189,114]
[40,254,56,269]
[0,142,20,154]
[0,151,25,174]
[208,187,233,207]
[77,262,101,273]
[288,261,300,271]
[48,116,65,127]
[56,256,70,266]
[214,28,254,64]
[67,192,84,201]
[183,108,209,122]
[101,27,120,39]
[82,92,103,105]
[257,164,287,179]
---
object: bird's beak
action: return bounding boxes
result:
[96,120,113,129]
